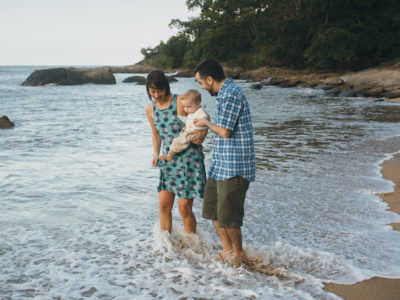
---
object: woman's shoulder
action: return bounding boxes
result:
[175,94,187,117]
[145,103,153,117]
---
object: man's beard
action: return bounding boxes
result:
[208,86,218,97]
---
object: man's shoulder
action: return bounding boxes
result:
[220,79,245,99]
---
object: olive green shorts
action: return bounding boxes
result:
[202,176,249,228]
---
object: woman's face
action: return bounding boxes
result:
[149,87,166,102]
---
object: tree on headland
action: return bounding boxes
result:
[141,0,400,70]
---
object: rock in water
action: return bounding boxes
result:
[0,115,15,128]
[21,67,116,86]
[122,75,146,84]
[123,75,177,84]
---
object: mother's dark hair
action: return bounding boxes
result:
[146,70,171,100]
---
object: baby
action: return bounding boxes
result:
[160,89,209,161]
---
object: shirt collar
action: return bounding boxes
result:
[217,78,232,98]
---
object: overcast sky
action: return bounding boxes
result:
[0,0,196,66]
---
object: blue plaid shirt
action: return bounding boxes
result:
[209,78,255,182]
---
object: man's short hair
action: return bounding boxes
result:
[194,59,226,82]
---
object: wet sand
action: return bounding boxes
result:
[324,153,400,299]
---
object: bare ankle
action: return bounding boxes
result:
[234,250,246,261]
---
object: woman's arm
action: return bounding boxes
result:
[145,103,162,167]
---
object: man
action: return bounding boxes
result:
[193,59,255,263]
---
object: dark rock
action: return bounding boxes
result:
[338,87,356,97]
[260,78,271,85]
[123,76,146,84]
[353,85,370,94]
[361,87,385,97]
[167,76,178,83]
[0,115,15,128]
[323,77,344,86]
[279,79,302,88]
[21,67,116,86]
[324,88,341,96]
[229,73,241,80]
[123,75,176,84]
[268,78,287,86]
[383,89,400,99]
[251,83,262,90]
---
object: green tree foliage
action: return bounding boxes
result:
[141,0,400,69]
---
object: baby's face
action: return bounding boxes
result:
[182,98,200,114]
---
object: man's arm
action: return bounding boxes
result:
[193,118,231,138]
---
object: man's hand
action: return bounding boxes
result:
[192,129,208,145]
[193,118,208,128]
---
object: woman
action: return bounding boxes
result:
[145,70,207,233]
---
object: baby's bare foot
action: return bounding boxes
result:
[159,155,172,161]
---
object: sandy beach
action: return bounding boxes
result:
[324,153,400,300]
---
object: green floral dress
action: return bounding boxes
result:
[153,94,206,199]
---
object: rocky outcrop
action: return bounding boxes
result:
[23,59,400,101]
[112,62,193,78]
[174,70,194,77]
[0,116,15,128]
[110,61,400,100]
[240,63,400,100]
[21,67,116,86]
[110,61,181,74]
[110,63,154,74]
[242,66,340,88]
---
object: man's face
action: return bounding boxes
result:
[195,73,217,96]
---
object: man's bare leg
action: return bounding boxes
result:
[212,220,233,258]
[225,227,246,262]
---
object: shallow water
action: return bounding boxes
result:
[1,66,400,299]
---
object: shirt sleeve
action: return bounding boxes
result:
[216,92,241,131]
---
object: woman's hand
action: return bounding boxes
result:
[152,155,159,167]
[192,129,208,145]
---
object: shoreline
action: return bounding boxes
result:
[22,62,400,102]
[323,153,400,299]
[110,61,400,101]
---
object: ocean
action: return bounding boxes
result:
[1,66,400,299]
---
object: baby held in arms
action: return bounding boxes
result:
[159,89,209,161]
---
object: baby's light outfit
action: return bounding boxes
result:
[168,106,208,157]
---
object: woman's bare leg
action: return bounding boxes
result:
[159,190,175,232]
[178,198,196,233]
